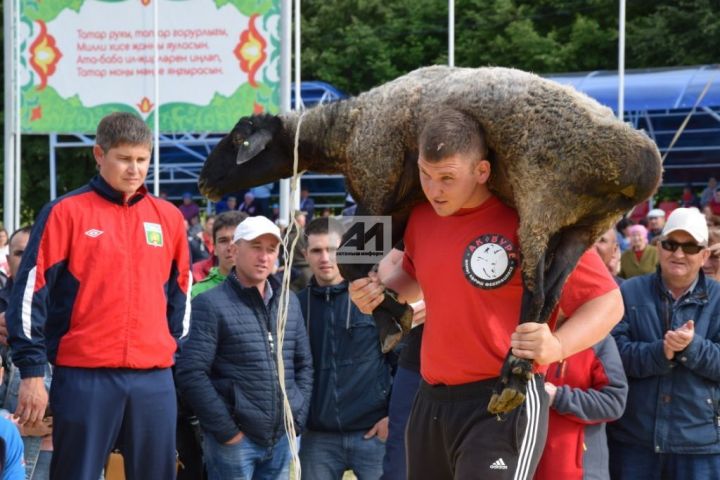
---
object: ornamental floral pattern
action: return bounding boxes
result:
[234,14,267,88]
[29,20,62,91]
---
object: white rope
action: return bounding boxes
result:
[275,111,306,479]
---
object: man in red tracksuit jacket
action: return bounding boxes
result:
[6,112,191,480]
[534,335,628,480]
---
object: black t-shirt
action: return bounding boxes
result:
[391,239,424,372]
[398,323,423,372]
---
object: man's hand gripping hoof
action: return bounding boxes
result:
[487,352,533,415]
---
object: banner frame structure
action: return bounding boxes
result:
[4,0,20,233]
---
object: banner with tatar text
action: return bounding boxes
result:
[20,0,279,133]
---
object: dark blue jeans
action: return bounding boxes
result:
[382,366,421,480]
[609,440,720,480]
[299,430,385,480]
[203,433,290,480]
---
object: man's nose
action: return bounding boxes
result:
[672,248,686,258]
[426,180,442,197]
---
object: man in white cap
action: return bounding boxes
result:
[647,208,667,242]
[609,207,720,479]
[175,216,313,480]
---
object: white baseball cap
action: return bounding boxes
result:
[661,208,708,245]
[647,208,666,218]
[233,216,282,243]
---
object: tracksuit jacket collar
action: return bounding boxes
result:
[89,175,147,206]
[308,277,348,296]
[306,278,353,330]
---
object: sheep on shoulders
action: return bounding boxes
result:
[199,65,662,414]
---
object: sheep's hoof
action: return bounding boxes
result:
[487,353,533,415]
[372,291,414,353]
[374,314,403,353]
[381,329,404,354]
[381,290,414,334]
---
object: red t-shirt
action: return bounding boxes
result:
[709,199,720,216]
[403,197,618,385]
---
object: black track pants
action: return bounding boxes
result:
[406,374,549,480]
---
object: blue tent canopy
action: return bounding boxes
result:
[547,65,720,112]
[547,65,720,188]
[292,81,347,109]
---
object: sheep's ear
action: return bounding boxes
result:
[236,130,274,165]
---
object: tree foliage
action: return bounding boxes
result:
[301,0,720,94]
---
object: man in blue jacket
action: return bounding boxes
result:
[297,218,392,480]
[175,216,313,480]
[609,207,720,479]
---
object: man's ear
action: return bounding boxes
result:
[92,144,104,164]
[474,159,492,184]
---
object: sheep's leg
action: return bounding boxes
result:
[487,249,547,415]
[337,210,413,353]
[536,227,593,324]
[488,228,592,415]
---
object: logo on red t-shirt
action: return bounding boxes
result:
[463,233,518,289]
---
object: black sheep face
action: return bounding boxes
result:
[199,114,290,201]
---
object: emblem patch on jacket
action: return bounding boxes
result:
[463,233,518,289]
[144,222,164,247]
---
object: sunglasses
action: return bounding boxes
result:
[660,240,705,255]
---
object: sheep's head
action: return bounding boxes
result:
[199,114,292,201]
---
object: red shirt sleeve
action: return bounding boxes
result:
[402,209,418,279]
[559,249,618,317]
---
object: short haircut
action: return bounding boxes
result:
[708,227,720,247]
[418,109,488,163]
[9,225,33,246]
[304,217,344,241]
[95,112,152,152]
[213,211,248,243]
[616,217,633,232]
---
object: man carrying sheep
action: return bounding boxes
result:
[350,109,623,480]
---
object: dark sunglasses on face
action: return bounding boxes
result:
[660,239,705,255]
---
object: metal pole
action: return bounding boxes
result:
[279,0,292,224]
[3,0,16,231]
[293,0,301,209]
[49,134,57,200]
[153,0,161,195]
[448,0,455,67]
[14,0,22,228]
[618,0,625,121]
[294,0,301,112]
